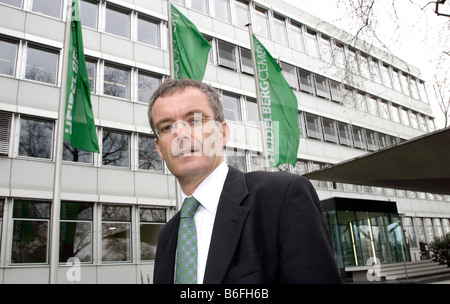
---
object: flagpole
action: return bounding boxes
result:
[246,24,270,170]
[49,1,72,284]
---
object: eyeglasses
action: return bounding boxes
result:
[154,115,213,137]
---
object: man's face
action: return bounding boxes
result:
[152,87,229,183]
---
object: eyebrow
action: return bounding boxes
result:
[154,109,211,127]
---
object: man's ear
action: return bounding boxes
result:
[154,137,165,160]
[221,121,230,147]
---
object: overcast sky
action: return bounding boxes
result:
[284,0,449,128]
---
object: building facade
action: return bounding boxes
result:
[0,0,449,283]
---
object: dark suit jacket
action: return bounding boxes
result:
[153,166,341,284]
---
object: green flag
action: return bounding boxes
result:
[252,34,299,167]
[64,0,99,153]
[171,4,211,81]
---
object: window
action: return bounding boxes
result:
[391,69,402,92]
[85,59,96,93]
[102,129,130,168]
[379,100,390,120]
[32,0,63,19]
[399,72,410,96]
[19,117,53,159]
[245,98,259,125]
[390,103,400,123]
[298,69,314,94]
[249,151,264,171]
[418,81,428,103]
[333,42,345,68]
[319,36,333,64]
[293,159,308,175]
[399,107,410,126]
[304,113,322,140]
[226,147,246,172]
[305,29,319,58]
[214,0,231,23]
[254,7,270,38]
[239,47,253,74]
[137,16,160,47]
[103,64,130,99]
[365,129,378,151]
[11,200,50,263]
[280,62,298,90]
[138,72,160,103]
[25,45,58,85]
[273,15,288,45]
[358,54,370,79]
[140,208,165,261]
[346,48,359,75]
[80,0,98,30]
[0,39,18,76]
[105,5,130,39]
[290,22,305,53]
[354,91,367,112]
[102,205,131,262]
[222,93,241,122]
[138,134,163,171]
[190,0,209,14]
[410,78,420,100]
[369,59,382,83]
[418,114,428,131]
[0,199,3,252]
[352,126,366,150]
[63,140,93,163]
[0,0,22,8]
[366,96,378,116]
[217,40,236,70]
[409,111,419,129]
[234,0,250,28]
[330,80,343,103]
[381,63,392,88]
[427,117,435,131]
[337,122,352,146]
[314,75,330,99]
[0,111,12,155]
[59,202,93,263]
[322,117,338,143]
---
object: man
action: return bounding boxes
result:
[149,79,341,284]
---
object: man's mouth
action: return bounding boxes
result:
[175,149,200,157]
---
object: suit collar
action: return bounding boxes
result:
[203,166,249,283]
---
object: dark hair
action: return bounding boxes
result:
[147,79,224,133]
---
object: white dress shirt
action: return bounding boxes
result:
[180,161,229,284]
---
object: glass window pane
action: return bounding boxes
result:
[370,59,382,83]
[245,99,259,125]
[0,0,22,8]
[85,59,96,93]
[254,7,269,38]
[330,80,343,103]
[322,117,338,143]
[217,40,236,70]
[61,202,93,220]
[392,69,402,92]
[249,151,264,171]
[32,0,62,19]
[290,23,305,53]
[337,122,352,146]
[390,103,400,123]
[226,147,245,172]
[138,72,160,103]
[140,223,164,260]
[234,0,249,28]
[304,113,322,139]
[273,15,288,45]
[13,200,50,219]
[12,220,48,263]
[280,62,298,89]
[379,100,390,119]
[399,107,410,126]
[104,64,130,99]
[138,16,159,47]
[140,208,166,222]
[222,94,240,121]
[319,37,333,63]
[214,0,231,23]
[25,46,58,85]
[381,64,392,88]
[352,126,366,150]
[239,48,253,74]
[367,96,378,116]
[102,222,131,262]
[333,42,345,68]
[19,117,53,159]
[298,69,314,94]
[60,221,92,263]
[102,130,130,167]
[63,139,93,163]
[105,6,130,39]
[305,29,319,58]
[80,0,98,30]
[138,134,163,171]
[365,129,378,151]
[315,75,330,99]
[0,39,18,76]
[190,0,208,14]
[358,54,370,79]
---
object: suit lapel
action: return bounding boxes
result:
[154,213,180,284]
[203,167,249,284]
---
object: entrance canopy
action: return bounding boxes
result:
[304,127,450,195]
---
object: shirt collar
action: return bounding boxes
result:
[181,162,229,215]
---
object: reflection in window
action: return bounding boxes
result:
[333,42,345,68]
[85,59,96,93]
[105,6,130,39]
[137,16,160,47]
[32,0,62,19]
[366,96,378,116]
[370,59,382,83]
[80,0,98,30]
[290,22,305,53]
[250,151,265,171]
[0,39,18,76]
[138,72,160,103]
[222,93,241,122]
[304,113,322,140]
[25,46,58,85]
[315,75,330,99]
[281,62,298,90]
[305,29,319,58]
[214,0,231,23]
[102,205,131,262]
[19,117,53,159]
[226,147,246,172]
[379,100,390,119]
[298,69,314,94]
[63,139,92,163]
[0,0,22,8]
[390,103,400,123]
[138,134,163,171]
[11,200,50,263]
[59,202,93,263]
[102,130,130,168]
[190,0,208,14]
[0,111,11,155]
[381,64,392,88]
[273,15,288,45]
[391,69,402,92]
[322,117,338,143]
[234,0,249,28]
[330,80,343,103]
[352,126,366,150]
[365,129,378,151]
[319,36,333,64]
[337,122,352,147]
[104,64,130,99]
[140,208,166,260]
[239,47,253,74]
[245,99,259,125]
[358,54,370,79]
